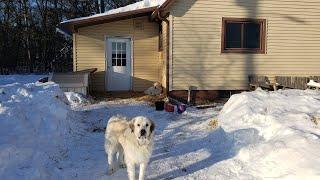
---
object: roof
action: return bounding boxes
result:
[60,0,174,32]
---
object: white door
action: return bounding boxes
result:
[106,38,131,91]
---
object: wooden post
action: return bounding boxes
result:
[187,86,192,104]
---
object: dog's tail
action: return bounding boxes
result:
[108,115,129,124]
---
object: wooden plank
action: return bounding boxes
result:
[275,76,310,89]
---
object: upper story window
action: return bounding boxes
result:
[221,18,266,53]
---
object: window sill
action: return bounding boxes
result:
[221,48,266,54]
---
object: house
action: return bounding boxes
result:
[60,0,320,97]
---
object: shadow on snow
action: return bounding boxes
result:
[77,103,263,179]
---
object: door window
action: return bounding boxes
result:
[111,42,127,66]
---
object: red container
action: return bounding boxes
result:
[164,103,175,112]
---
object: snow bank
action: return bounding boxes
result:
[62,0,166,23]
[308,80,320,88]
[215,89,320,178]
[0,81,72,179]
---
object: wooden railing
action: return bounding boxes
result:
[249,75,320,90]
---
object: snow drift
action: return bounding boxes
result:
[0,81,72,179]
[215,89,320,178]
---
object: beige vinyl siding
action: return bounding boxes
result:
[74,16,160,91]
[168,0,320,90]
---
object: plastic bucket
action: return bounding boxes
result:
[177,104,187,114]
[155,101,165,111]
[164,103,175,112]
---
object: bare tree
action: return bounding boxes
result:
[0,0,141,74]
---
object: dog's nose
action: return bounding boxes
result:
[140,129,146,136]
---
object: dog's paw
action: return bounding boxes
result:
[107,168,115,176]
[119,163,126,169]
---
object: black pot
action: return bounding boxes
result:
[155,101,165,111]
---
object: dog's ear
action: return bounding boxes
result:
[150,120,155,134]
[129,119,135,133]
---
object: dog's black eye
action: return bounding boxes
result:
[137,124,140,127]
[146,124,149,127]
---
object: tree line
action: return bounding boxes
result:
[0,0,139,74]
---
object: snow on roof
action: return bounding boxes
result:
[62,0,167,24]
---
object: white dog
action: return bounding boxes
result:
[105,115,155,180]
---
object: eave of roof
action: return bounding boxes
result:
[159,0,175,10]
[60,6,157,32]
[59,0,175,33]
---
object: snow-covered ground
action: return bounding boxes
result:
[0,76,320,179]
